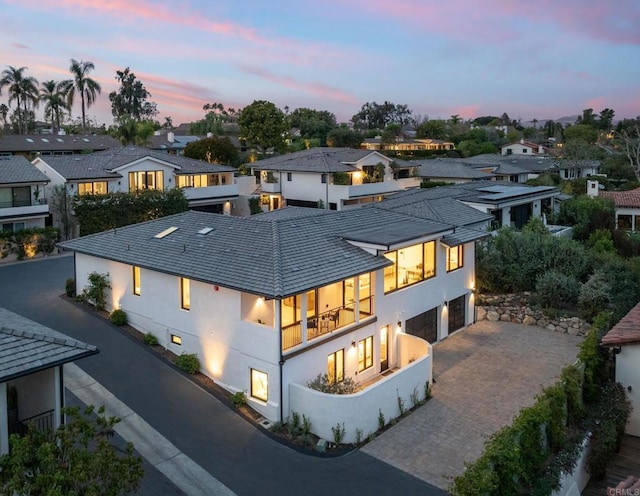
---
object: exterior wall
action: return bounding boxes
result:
[551,435,591,496]
[111,158,175,192]
[616,344,640,436]
[10,368,57,421]
[0,382,7,454]
[280,172,330,207]
[614,206,640,231]
[289,335,431,443]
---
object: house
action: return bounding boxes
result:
[59,200,487,442]
[250,147,420,211]
[362,137,455,152]
[601,302,640,436]
[0,307,98,454]
[147,131,201,156]
[0,156,50,232]
[500,139,547,156]
[599,185,640,231]
[32,146,239,215]
[414,158,496,184]
[0,134,121,158]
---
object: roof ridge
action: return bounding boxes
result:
[0,326,96,351]
[270,221,283,297]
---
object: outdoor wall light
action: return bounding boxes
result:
[444,301,448,308]
[351,340,356,348]
[397,321,401,329]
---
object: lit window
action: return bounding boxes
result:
[358,336,373,372]
[133,266,141,295]
[383,240,436,293]
[328,349,344,384]
[171,334,182,345]
[77,181,107,195]
[180,278,190,310]
[251,369,268,402]
[129,171,164,192]
[446,245,464,272]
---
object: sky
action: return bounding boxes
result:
[1,0,639,128]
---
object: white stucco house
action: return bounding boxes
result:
[601,303,640,437]
[500,139,547,156]
[32,146,239,215]
[60,196,490,443]
[0,156,50,233]
[250,147,420,212]
[599,186,640,232]
[0,308,98,454]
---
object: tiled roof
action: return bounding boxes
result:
[600,188,640,208]
[36,146,235,180]
[0,308,98,382]
[414,159,495,179]
[0,156,50,184]
[249,147,383,173]
[601,302,640,346]
[0,134,121,153]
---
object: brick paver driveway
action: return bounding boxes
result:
[362,320,584,490]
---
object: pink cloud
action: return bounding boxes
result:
[12,43,30,49]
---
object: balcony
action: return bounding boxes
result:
[261,181,281,194]
[9,409,55,436]
[289,334,432,443]
[182,184,238,203]
[0,198,49,217]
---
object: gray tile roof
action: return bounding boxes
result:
[249,147,386,173]
[414,159,495,179]
[341,218,452,248]
[0,308,98,382]
[0,134,121,153]
[36,146,236,180]
[441,227,490,247]
[0,156,50,185]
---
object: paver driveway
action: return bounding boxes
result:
[362,320,584,489]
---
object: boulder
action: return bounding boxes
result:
[523,315,537,326]
[500,313,511,322]
[476,306,487,321]
[546,324,556,332]
[486,310,500,322]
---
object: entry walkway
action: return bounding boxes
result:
[362,321,584,489]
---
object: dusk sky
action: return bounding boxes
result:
[2,0,639,128]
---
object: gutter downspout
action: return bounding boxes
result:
[277,299,284,422]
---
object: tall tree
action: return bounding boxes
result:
[598,108,615,131]
[110,116,155,145]
[616,119,640,181]
[326,124,363,148]
[416,119,447,139]
[184,136,239,165]
[238,100,288,153]
[0,65,39,134]
[288,107,337,144]
[60,59,102,135]
[108,67,157,121]
[0,103,8,129]
[350,101,413,130]
[39,80,69,134]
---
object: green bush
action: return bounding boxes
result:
[231,391,246,408]
[534,270,580,309]
[109,309,127,326]
[143,332,158,345]
[80,272,110,311]
[578,271,611,321]
[65,278,76,297]
[248,196,261,215]
[175,353,200,374]
[306,374,358,394]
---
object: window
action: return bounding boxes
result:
[506,148,512,155]
[177,174,222,188]
[0,186,30,207]
[321,174,327,184]
[522,148,528,154]
[2,222,25,232]
[132,266,141,295]
[383,240,436,293]
[78,181,107,195]
[287,172,292,182]
[171,334,182,345]
[250,369,268,402]
[328,349,344,384]
[358,336,373,372]
[129,171,164,192]
[446,245,464,272]
[180,278,190,310]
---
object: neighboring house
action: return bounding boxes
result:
[0,134,121,158]
[362,138,455,152]
[601,302,640,436]
[147,131,201,156]
[500,139,547,156]
[60,202,487,443]
[0,307,98,454]
[0,156,50,232]
[32,146,238,214]
[250,147,420,211]
[599,185,640,231]
[415,158,496,184]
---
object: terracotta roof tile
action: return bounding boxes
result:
[602,302,640,346]
[599,187,640,208]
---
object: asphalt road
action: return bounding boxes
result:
[0,255,445,496]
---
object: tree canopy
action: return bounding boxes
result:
[238,100,288,153]
[60,59,101,135]
[288,107,336,144]
[184,136,239,165]
[108,67,157,121]
[350,101,413,130]
[326,124,363,148]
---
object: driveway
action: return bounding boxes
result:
[362,320,584,490]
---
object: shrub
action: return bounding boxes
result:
[578,271,611,321]
[306,374,359,394]
[65,278,76,297]
[534,270,580,309]
[175,353,200,374]
[378,409,385,430]
[109,309,127,326]
[331,422,346,445]
[248,196,261,215]
[231,391,246,408]
[332,171,350,185]
[143,332,158,345]
[80,272,110,311]
[288,411,302,437]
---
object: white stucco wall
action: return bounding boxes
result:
[11,368,57,421]
[551,435,591,496]
[616,344,640,436]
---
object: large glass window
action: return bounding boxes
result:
[177,174,226,188]
[129,171,164,192]
[358,336,373,372]
[282,295,302,327]
[132,266,141,296]
[78,181,107,195]
[446,245,464,272]
[180,277,190,310]
[250,369,268,402]
[327,349,344,384]
[384,241,436,293]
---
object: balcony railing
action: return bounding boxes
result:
[281,297,374,351]
[8,409,55,436]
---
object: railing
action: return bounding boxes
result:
[0,199,31,208]
[8,409,55,436]
[282,322,302,350]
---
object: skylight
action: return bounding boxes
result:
[82,138,90,142]
[26,138,34,143]
[41,138,49,142]
[197,227,214,235]
[57,138,64,143]
[154,226,179,239]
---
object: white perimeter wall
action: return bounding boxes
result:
[616,344,640,436]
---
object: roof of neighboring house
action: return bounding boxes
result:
[147,134,201,151]
[500,140,544,150]
[414,159,495,179]
[249,147,386,173]
[600,187,640,208]
[454,182,559,205]
[0,134,121,154]
[601,302,640,346]
[34,146,236,181]
[59,199,487,298]
[492,162,531,175]
[0,155,50,184]
[0,308,98,382]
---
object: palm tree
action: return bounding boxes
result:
[60,59,101,135]
[0,65,39,134]
[40,80,69,134]
[0,103,8,130]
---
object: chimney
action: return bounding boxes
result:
[168,132,175,143]
[207,132,213,138]
[520,138,524,144]
[587,180,599,197]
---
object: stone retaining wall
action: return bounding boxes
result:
[476,293,590,337]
